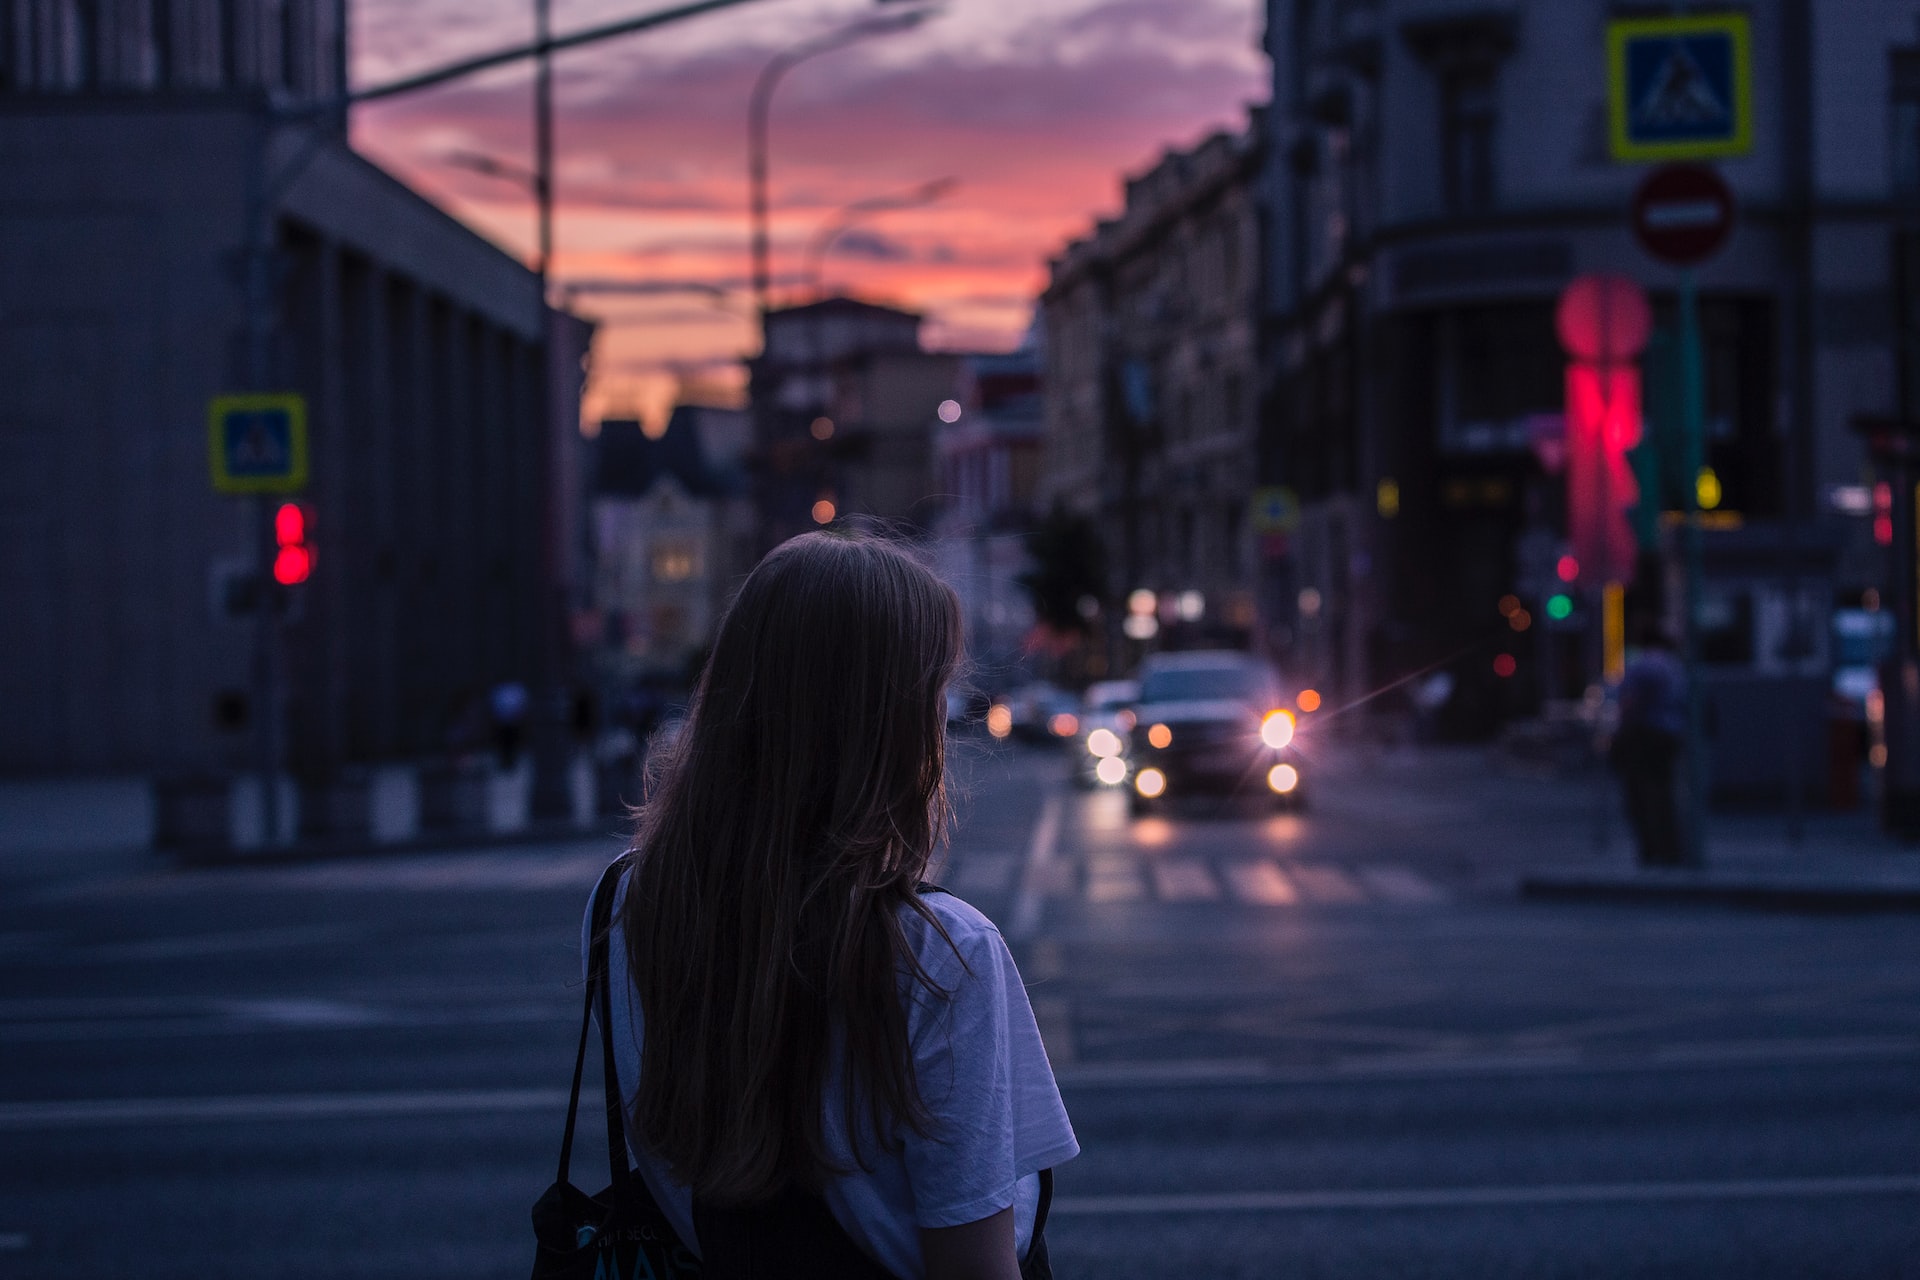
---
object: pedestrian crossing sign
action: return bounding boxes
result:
[209,394,308,494]
[1607,13,1751,163]
[1250,486,1301,536]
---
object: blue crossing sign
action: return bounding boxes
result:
[1249,487,1300,536]
[208,394,308,494]
[1607,13,1751,163]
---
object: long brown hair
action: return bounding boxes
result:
[619,531,963,1203]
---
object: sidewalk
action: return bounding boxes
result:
[0,755,630,875]
[1381,741,1920,911]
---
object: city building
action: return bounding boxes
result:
[1260,0,1904,742]
[589,406,753,682]
[0,2,594,838]
[1039,113,1265,658]
[930,346,1045,675]
[748,296,960,548]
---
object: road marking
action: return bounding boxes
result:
[1085,869,1146,903]
[1051,1174,1920,1217]
[1287,864,1368,904]
[1051,1036,1920,1090]
[0,1233,26,1251]
[0,1088,569,1130]
[1150,859,1221,901]
[1223,861,1298,905]
[80,923,365,961]
[1007,794,1062,941]
[1056,1058,1272,1086]
[53,845,617,897]
[9,1034,1916,1129]
[1360,865,1450,904]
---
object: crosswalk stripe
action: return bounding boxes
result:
[1361,866,1449,904]
[1086,871,1146,902]
[1223,861,1298,905]
[1030,860,1078,898]
[1286,865,1368,904]
[1151,859,1221,901]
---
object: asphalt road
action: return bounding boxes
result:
[1,735,1917,1277]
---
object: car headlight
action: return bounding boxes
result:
[1086,728,1123,758]
[1260,710,1295,750]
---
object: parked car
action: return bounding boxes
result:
[1124,650,1304,814]
[1004,681,1082,743]
[1076,679,1139,787]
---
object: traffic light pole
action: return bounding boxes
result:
[245,122,284,851]
[1679,269,1709,865]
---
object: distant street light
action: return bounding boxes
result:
[802,176,958,299]
[747,6,941,318]
[558,278,737,306]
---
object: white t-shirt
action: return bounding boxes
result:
[580,865,1079,1279]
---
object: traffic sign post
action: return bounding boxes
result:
[209,393,307,850]
[1632,164,1734,266]
[1608,13,1751,163]
[1627,164,1735,867]
[209,394,308,494]
[1249,486,1301,536]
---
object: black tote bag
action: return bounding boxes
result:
[531,858,701,1279]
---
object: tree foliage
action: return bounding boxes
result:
[1018,505,1107,636]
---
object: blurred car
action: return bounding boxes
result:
[1004,681,1082,743]
[1076,679,1139,787]
[1124,650,1304,814]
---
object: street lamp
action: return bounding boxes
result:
[748,5,941,318]
[802,176,958,300]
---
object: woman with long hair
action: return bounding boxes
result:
[584,532,1078,1279]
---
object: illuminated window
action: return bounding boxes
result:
[651,542,699,582]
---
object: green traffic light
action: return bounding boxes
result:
[1546,594,1574,621]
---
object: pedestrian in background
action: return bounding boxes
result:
[489,680,529,768]
[586,532,1077,1278]
[1611,626,1688,867]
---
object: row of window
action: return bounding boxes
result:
[0,0,340,99]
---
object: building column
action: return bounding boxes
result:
[299,232,349,775]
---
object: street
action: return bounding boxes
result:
[2,737,1917,1277]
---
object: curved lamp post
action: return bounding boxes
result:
[748,6,940,318]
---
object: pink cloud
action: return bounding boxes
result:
[349,0,1266,425]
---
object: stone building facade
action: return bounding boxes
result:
[1040,114,1265,655]
[1261,0,1911,735]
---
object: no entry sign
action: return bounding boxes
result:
[1632,164,1734,266]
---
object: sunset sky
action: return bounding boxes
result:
[348,0,1267,429]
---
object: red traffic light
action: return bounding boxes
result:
[274,503,306,546]
[272,503,311,584]
[273,544,312,586]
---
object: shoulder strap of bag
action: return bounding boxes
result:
[554,857,633,1191]
[1028,1168,1052,1259]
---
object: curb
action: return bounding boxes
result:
[1519,867,1920,912]
[166,817,631,869]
